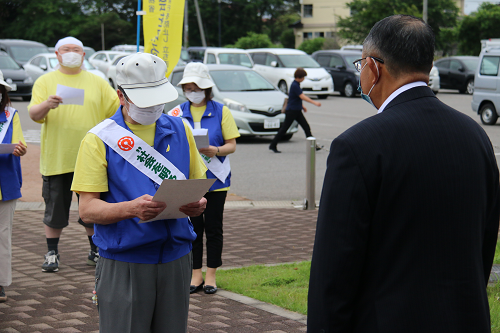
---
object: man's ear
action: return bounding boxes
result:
[365,57,381,85]
[117,89,127,106]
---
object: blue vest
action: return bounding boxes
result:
[0,109,22,201]
[93,108,197,264]
[180,100,230,191]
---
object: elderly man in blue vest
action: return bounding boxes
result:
[71,53,208,333]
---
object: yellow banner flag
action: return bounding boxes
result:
[143,0,185,77]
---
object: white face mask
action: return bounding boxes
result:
[60,52,83,68]
[185,91,205,104]
[126,101,165,125]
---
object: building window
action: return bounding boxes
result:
[325,31,334,38]
[303,32,313,39]
[303,4,313,18]
[314,32,324,38]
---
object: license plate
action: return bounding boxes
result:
[10,83,17,91]
[264,118,280,129]
[312,84,321,91]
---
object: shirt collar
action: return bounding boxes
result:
[377,81,427,114]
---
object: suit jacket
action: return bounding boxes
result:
[308,86,500,333]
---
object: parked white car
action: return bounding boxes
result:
[247,48,334,99]
[204,47,254,68]
[88,51,128,74]
[429,65,440,94]
[24,53,106,81]
[472,47,500,125]
[106,54,129,89]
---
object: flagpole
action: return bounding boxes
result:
[137,0,143,52]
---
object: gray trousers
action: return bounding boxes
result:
[95,252,192,333]
[0,199,16,287]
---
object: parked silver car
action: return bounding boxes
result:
[472,48,500,125]
[165,64,299,139]
[24,53,106,81]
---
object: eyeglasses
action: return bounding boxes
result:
[353,56,384,72]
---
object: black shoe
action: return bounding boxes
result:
[204,285,218,294]
[269,146,281,153]
[190,280,204,294]
[42,250,60,272]
[0,286,6,303]
[87,250,99,266]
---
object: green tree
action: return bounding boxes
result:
[298,37,325,54]
[457,3,500,55]
[280,29,296,48]
[337,0,458,52]
[234,32,274,49]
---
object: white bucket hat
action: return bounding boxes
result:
[0,70,12,92]
[116,53,178,108]
[177,62,214,89]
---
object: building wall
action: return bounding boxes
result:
[294,0,468,49]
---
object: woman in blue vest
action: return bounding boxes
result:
[0,70,27,303]
[176,63,240,294]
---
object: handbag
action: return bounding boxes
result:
[281,97,288,113]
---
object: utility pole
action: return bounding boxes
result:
[218,0,222,47]
[184,0,189,48]
[423,0,428,23]
[194,0,207,46]
[101,23,105,50]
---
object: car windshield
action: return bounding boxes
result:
[112,55,127,66]
[278,54,320,68]
[180,49,189,62]
[49,58,59,69]
[344,55,360,70]
[109,53,125,60]
[0,55,20,69]
[462,58,479,71]
[210,70,275,91]
[84,59,96,70]
[218,53,252,68]
[10,45,49,63]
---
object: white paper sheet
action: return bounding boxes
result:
[191,128,209,149]
[139,178,215,223]
[56,84,85,106]
[0,143,16,155]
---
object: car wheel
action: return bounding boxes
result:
[480,103,498,125]
[282,133,293,141]
[278,81,288,94]
[317,95,328,99]
[343,81,355,97]
[22,95,31,101]
[466,79,474,95]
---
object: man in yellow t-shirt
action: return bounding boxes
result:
[27,37,120,273]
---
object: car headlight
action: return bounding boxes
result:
[24,76,33,84]
[321,75,331,80]
[223,98,249,112]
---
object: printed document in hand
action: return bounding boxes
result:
[139,178,215,223]
[0,143,16,155]
[191,128,209,148]
[56,84,85,106]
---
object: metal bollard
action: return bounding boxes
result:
[304,137,316,210]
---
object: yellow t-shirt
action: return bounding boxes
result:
[71,120,207,194]
[0,111,27,201]
[190,104,240,192]
[28,70,120,176]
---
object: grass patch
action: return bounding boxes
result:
[217,262,310,314]
[217,260,500,329]
[494,241,500,265]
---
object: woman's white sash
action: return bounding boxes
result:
[89,119,186,185]
[167,105,230,183]
[0,107,15,144]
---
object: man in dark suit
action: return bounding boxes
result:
[308,15,500,333]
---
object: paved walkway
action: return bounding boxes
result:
[1,206,318,332]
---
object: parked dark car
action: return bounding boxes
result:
[311,50,360,97]
[434,56,479,94]
[187,46,207,62]
[0,52,33,100]
[0,39,49,67]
